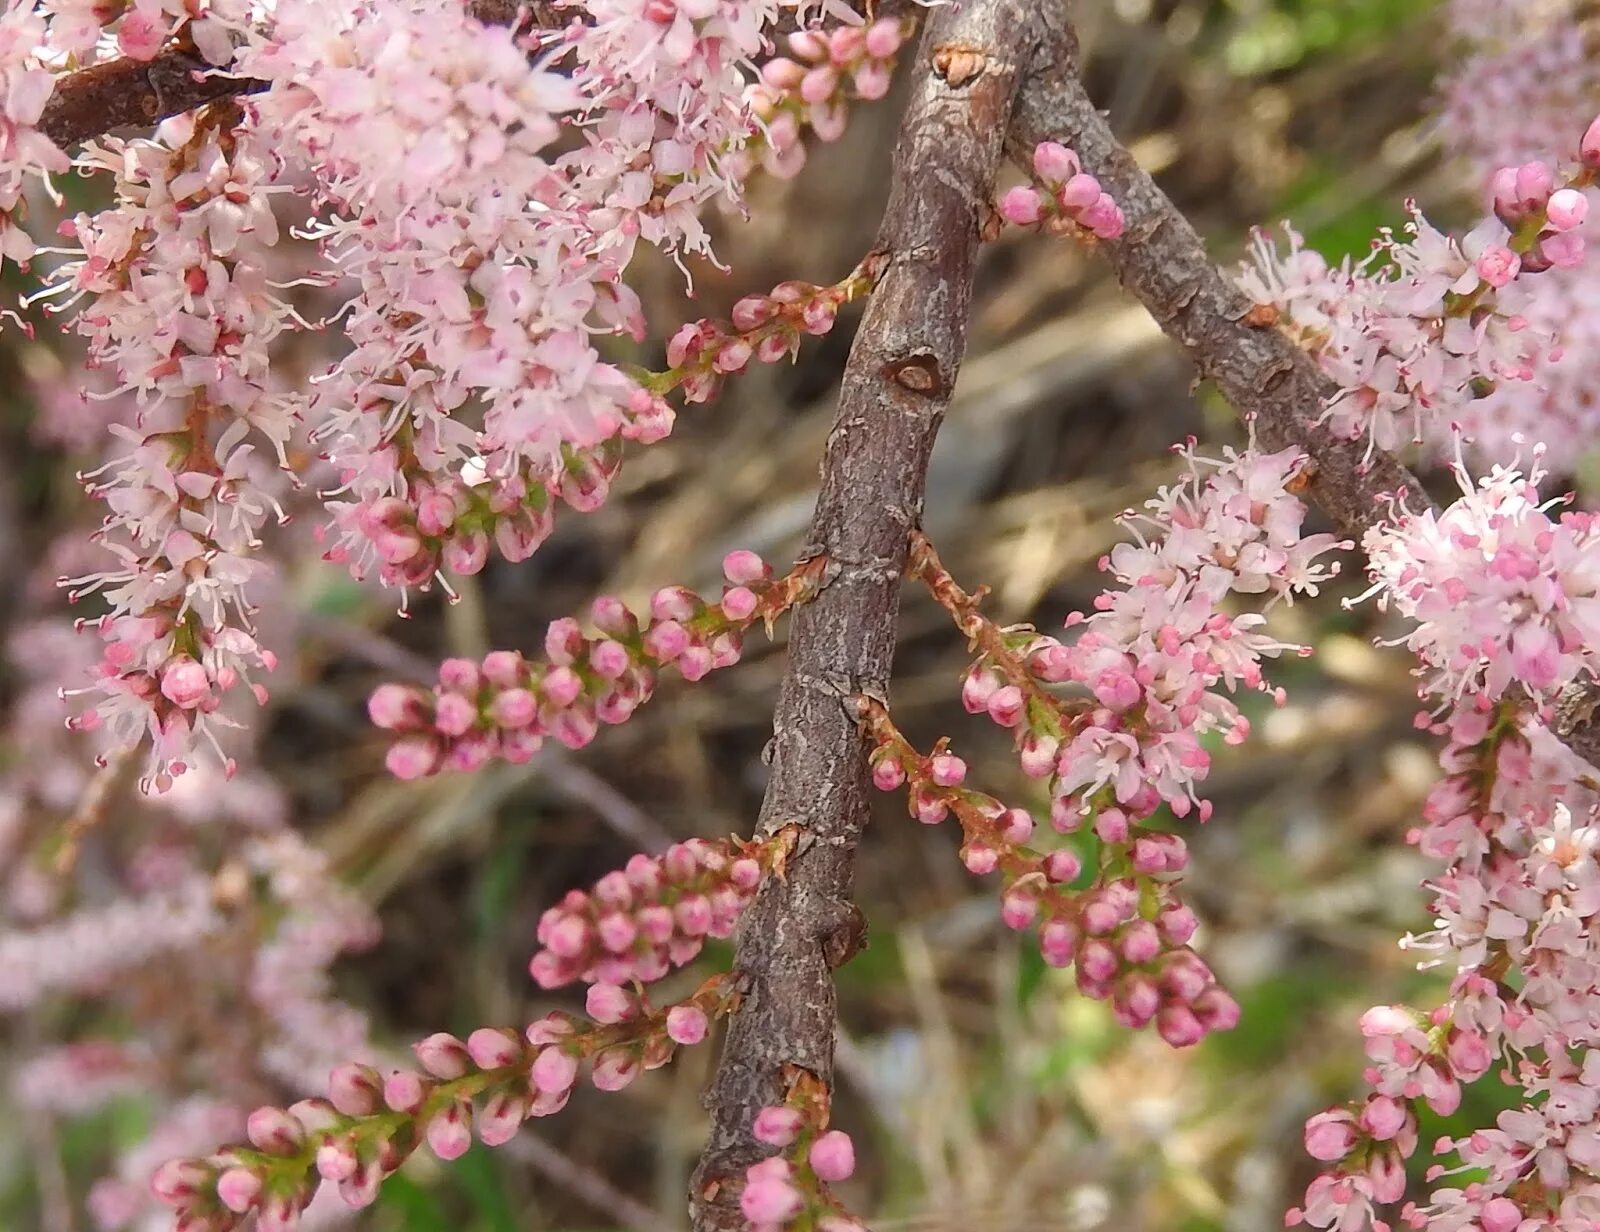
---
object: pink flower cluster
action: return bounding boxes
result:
[662,265,876,403]
[154,979,732,1230]
[740,1092,865,1232]
[998,141,1126,240]
[1358,448,1600,706]
[862,699,1237,1047]
[930,444,1343,826]
[1289,699,1600,1232]
[368,550,809,778]
[531,835,779,989]
[1239,114,1600,458]
[46,109,293,791]
[0,3,67,270]
[744,17,908,179]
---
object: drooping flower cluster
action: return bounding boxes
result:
[998,141,1126,240]
[153,976,735,1230]
[1239,115,1600,458]
[45,106,294,792]
[530,832,792,989]
[861,697,1237,1046]
[1358,447,1600,706]
[368,550,824,777]
[740,1073,867,1232]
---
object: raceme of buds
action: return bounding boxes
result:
[741,1072,866,1232]
[369,552,825,778]
[654,259,883,405]
[743,17,912,179]
[153,977,734,1229]
[999,141,1126,240]
[857,697,1238,1048]
[529,832,795,989]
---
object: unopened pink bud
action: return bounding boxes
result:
[246,1106,305,1156]
[368,683,423,730]
[586,983,634,1024]
[531,1047,579,1094]
[1359,1094,1407,1141]
[590,1048,640,1092]
[722,550,769,586]
[999,185,1044,226]
[542,666,584,708]
[667,1005,710,1045]
[386,736,440,780]
[986,685,1025,727]
[871,756,905,791]
[1583,115,1600,168]
[809,1129,856,1182]
[468,1028,525,1070]
[929,752,966,787]
[1475,244,1520,288]
[1058,173,1102,210]
[754,1105,804,1146]
[414,1033,470,1080]
[216,1167,262,1214]
[426,1102,473,1161]
[721,586,759,621]
[1303,1110,1359,1162]
[316,1139,359,1182]
[478,1092,529,1147]
[865,17,901,58]
[327,1063,382,1116]
[1481,1198,1523,1232]
[383,1069,427,1113]
[1032,141,1080,184]
[1546,188,1589,231]
[1156,1004,1205,1047]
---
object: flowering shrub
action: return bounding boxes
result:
[4,1,1600,1231]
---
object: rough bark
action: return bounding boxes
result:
[687,3,1045,1229]
[1006,8,1600,770]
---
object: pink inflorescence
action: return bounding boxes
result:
[662,272,868,404]
[742,1097,865,1232]
[743,17,909,179]
[369,551,788,778]
[1239,113,1600,460]
[865,707,1238,1048]
[529,837,769,989]
[154,980,732,1230]
[1358,445,1600,707]
[998,140,1126,240]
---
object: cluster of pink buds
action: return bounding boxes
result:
[656,260,881,405]
[370,551,825,778]
[999,141,1126,240]
[530,831,796,989]
[323,389,674,593]
[745,18,910,178]
[740,1074,866,1232]
[153,977,733,1231]
[1488,159,1593,273]
[857,698,1238,1047]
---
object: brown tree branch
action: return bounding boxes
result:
[687,2,1048,1228]
[1006,8,1600,771]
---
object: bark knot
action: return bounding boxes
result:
[884,351,945,397]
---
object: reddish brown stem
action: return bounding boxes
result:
[688,2,1050,1227]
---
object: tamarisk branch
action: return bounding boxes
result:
[1007,7,1600,772]
[687,1,1046,1227]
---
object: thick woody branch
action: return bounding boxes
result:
[687,2,1044,1228]
[1007,8,1600,771]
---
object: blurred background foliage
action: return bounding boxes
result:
[3,0,1563,1229]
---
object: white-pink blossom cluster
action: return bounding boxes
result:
[1014,443,1344,824]
[0,3,67,270]
[1358,449,1600,706]
[1240,111,1600,460]
[44,109,294,791]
